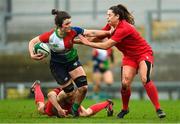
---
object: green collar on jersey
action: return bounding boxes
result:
[55,28,67,38]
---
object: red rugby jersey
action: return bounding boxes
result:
[103,20,153,58]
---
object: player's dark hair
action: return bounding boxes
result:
[109,4,135,25]
[51,9,71,27]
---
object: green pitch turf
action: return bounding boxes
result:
[0,99,179,123]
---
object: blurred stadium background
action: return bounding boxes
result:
[0,0,180,100]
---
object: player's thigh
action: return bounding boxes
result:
[50,61,71,85]
[69,66,86,80]
[138,52,154,83]
[93,72,102,85]
[67,59,86,79]
[122,65,136,85]
[122,57,137,85]
[103,70,114,84]
[139,60,153,84]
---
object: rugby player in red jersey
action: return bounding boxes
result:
[28,9,111,117]
[78,4,166,119]
[30,80,113,117]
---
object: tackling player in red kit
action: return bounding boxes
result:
[31,80,113,117]
[78,4,166,119]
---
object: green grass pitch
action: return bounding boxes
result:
[0,99,179,123]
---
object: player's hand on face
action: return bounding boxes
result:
[30,53,45,60]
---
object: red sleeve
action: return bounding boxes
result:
[102,24,111,31]
[53,88,62,95]
[39,29,54,43]
[111,27,132,42]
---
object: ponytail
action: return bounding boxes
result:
[51,9,71,27]
[51,9,58,15]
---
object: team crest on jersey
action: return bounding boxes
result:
[64,77,68,81]
[52,44,58,48]
[73,62,78,66]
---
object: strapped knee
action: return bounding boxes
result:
[74,76,88,88]
[62,83,74,93]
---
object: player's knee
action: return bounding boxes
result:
[85,110,92,117]
[123,76,131,84]
[122,76,131,88]
[104,76,113,84]
[78,85,88,95]
[105,79,113,84]
[74,76,88,89]
[140,76,148,85]
[62,83,74,93]
[81,108,93,117]
[140,73,151,85]
[121,83,129,90]
[38,106,45,114]
[37,102,45,114]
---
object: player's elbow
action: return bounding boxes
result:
[47,91,56,98]
[100,40,116,50]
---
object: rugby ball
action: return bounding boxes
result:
[33,42,50,57]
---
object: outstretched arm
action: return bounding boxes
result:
[83,25,115,38]
[74,37,103,44]
[78,35,117,49]
[83,29,111,37]
[47,91,68,117]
